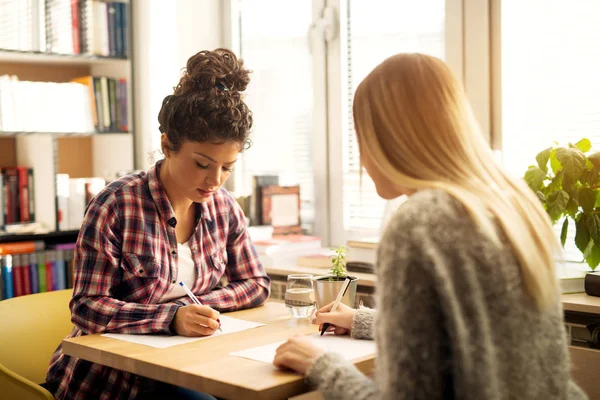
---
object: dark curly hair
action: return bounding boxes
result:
[158,48,253,152]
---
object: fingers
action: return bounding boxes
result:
[189,304,220,320]
[334,326,348,335]
[316,302,335,314]
[313,312,343,327]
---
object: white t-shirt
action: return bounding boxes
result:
[160,241,197,303]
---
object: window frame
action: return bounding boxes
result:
[223,0,493,247]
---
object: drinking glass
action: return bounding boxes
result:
[284,274,316,318]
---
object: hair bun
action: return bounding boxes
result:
[174,48,250,96]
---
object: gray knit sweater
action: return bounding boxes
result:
[306,189,588,400]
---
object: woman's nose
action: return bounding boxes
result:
[205,169,221,186]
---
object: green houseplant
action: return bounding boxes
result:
[312,246,359,308]
[524,138,600,270]
[329,245,348,279]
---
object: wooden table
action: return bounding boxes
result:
[62,302,375,400]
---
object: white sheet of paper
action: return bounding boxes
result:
[102,316,265,349]
[230,333,376,364]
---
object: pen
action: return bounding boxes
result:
[320,277,352,336]
[179,281,222,333]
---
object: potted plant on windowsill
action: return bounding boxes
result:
[524,138,600,271]
[312,246,359,309]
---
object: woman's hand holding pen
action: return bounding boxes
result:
[312,301,356,336]
[172,304,221,337]
[274,302,358,375]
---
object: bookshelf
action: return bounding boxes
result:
[0,0,135,234]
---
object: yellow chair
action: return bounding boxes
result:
[0,289,74,400]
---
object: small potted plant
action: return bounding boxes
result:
[312,246,359,309]
[524,138,600,270]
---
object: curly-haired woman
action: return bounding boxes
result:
[46,49,271,400]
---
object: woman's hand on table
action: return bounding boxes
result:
[172,304,220,336]
[273,335,326,375]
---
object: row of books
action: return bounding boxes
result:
[0,74,128,133]
[57,174,105,231]
[0,0,129,57]
[0,242,76,300]
[0,166,35,227]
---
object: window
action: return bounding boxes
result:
[500,0,600,261]
[342,0,446,239]
[227,0,462,246]
[236,0,317,232]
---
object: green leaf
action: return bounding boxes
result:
[535,147,552,173]
[581,167,598,186]
[595,191,600,208]
[566,196,579,218]
[575,138,592,152]
[576,215,591,254]
[587,214,600,244]
[560,218,569,248]
[588,152,600,170]
[547,170,563,193]
[524,166,547,191]
[556,147,587,181]
[586,158,595,170]
[579,188,596,212]
[547,190,570,222]
[536,191,546,203]
[550,149,562,174]
[586,243,600,271]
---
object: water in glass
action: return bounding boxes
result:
[285,274,315,318]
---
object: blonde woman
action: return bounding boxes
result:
[273,53,588,399]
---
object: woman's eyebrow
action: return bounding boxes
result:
[194,152,237,164]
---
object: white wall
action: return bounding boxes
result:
[133,0,223,170]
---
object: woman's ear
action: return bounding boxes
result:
[160,133,171,158]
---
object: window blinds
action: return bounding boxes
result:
[344,0,445,237]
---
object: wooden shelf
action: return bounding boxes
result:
[0,131,130,137]
[0,230,79,244]
[0,49,128,66]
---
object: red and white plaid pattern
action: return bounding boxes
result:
[47,160,270,399]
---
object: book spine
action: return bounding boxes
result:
[0,241,43,255]
[17,166,30,222]
[4,168,20,224]
[64,248,74,288]
[2,255,14,299]
[29,253,39,294]
[55,250,66,290]
[106,2,116,57]
[28,168,35,222]
[70,0,80,53]
[37,252,46,292]
[46,254,54,292]
[119,78,127,131]
[0,172,4,228]
[12,254,22,297]
[22,258,31,295]
[108,78,117,131]
[93,77,104,132]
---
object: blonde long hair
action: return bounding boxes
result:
[353,53,559,309]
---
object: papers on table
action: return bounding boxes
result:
[102,316,265,349]
[230,333,376,364]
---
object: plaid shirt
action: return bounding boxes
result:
[47,161,270,400]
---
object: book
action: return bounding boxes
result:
[296,253,333,268]
[0,240,44,255]
[253,235,321,255]
[250,175,278,226]
[261,185,302,235]
[1,254,14,299]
